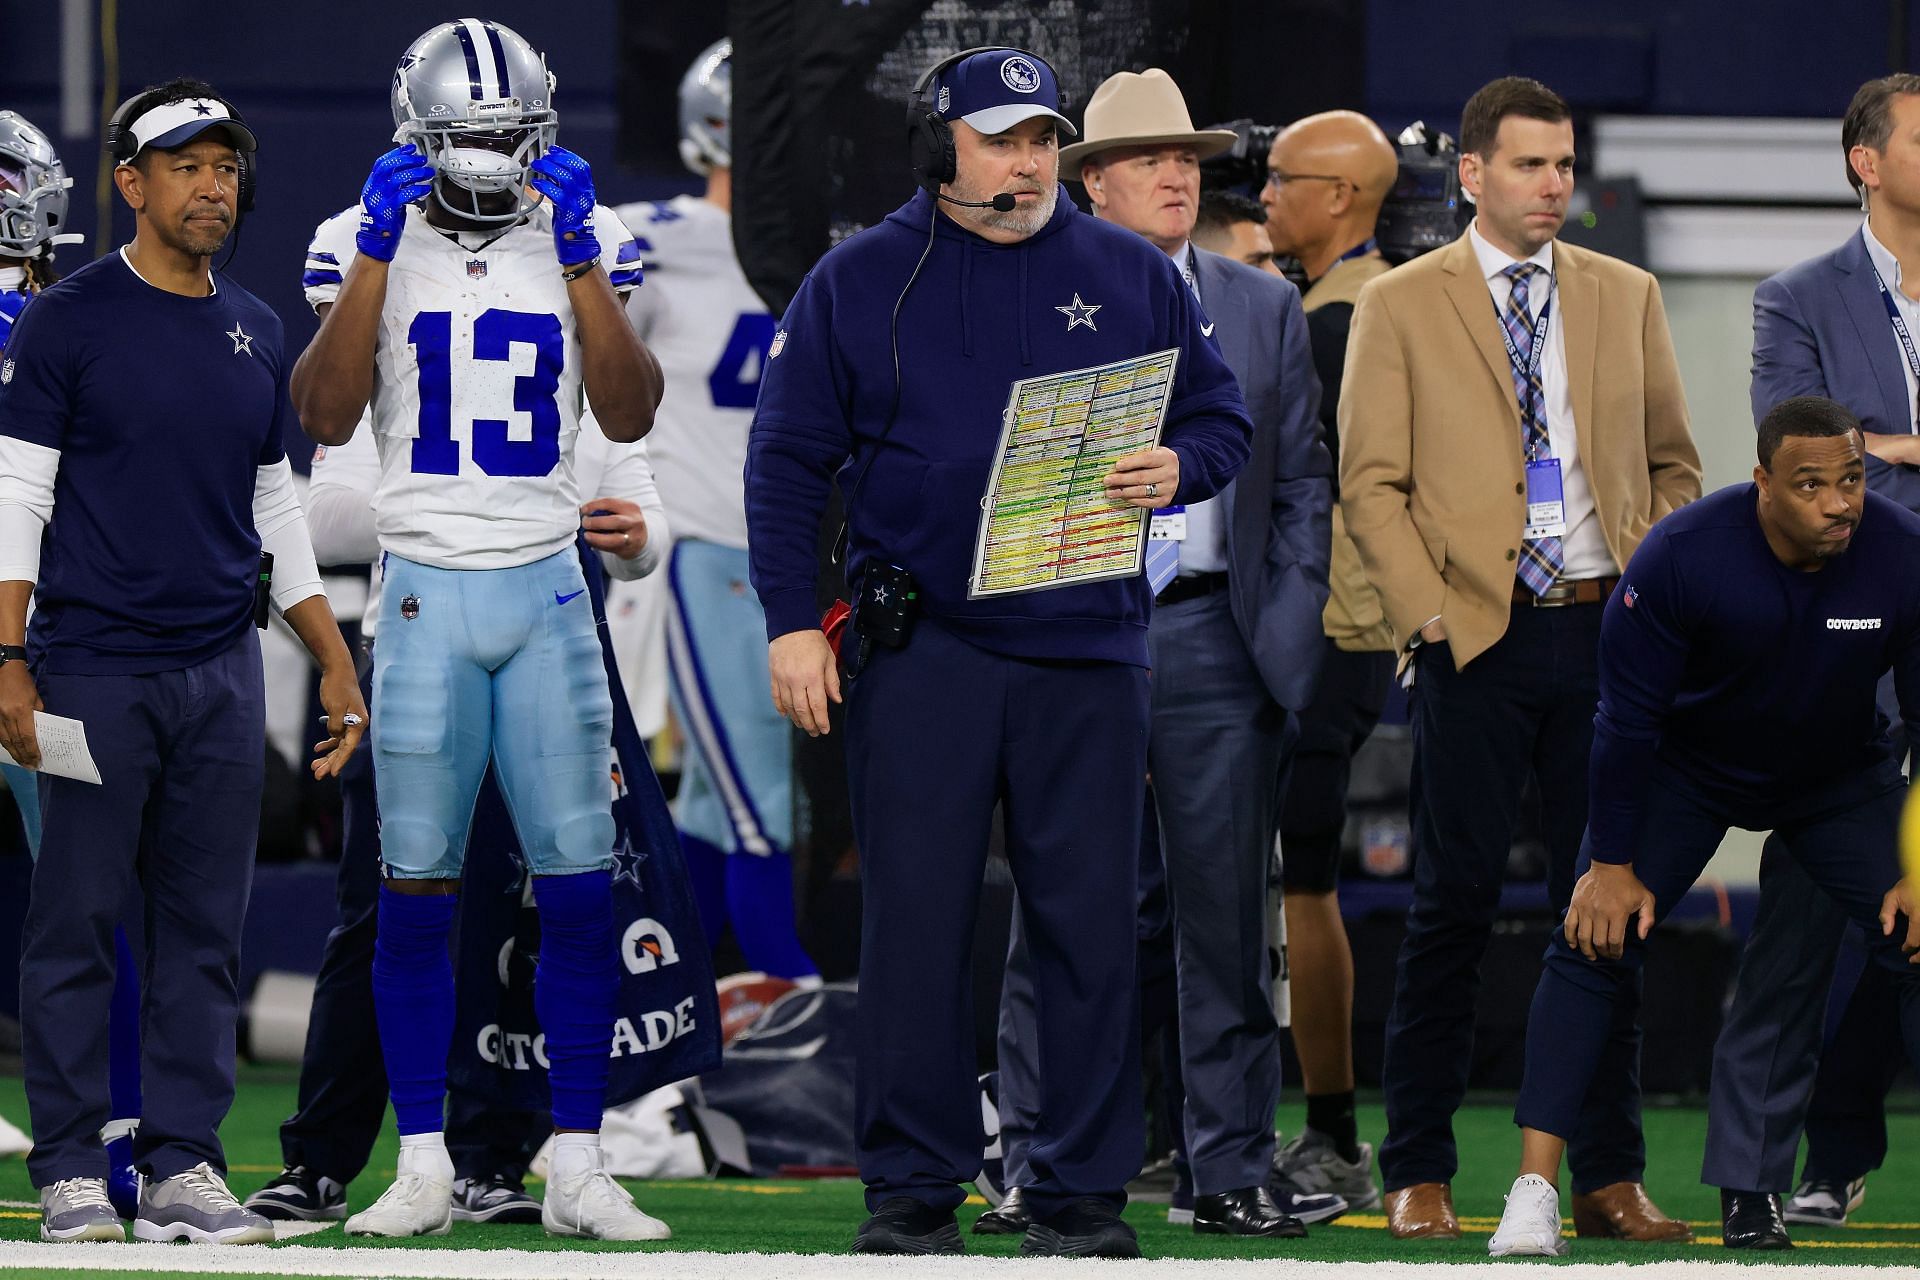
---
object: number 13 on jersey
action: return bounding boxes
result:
[408,307,565,477]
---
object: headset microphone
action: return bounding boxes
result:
[937,192,1017,212]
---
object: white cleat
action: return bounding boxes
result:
[1489,1173,1568,1258]
[344,1145,453,1238]
[542,1147,671,1241]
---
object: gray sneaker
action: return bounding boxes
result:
[1272,1129,1381,1212]
[134,1163,275,1244]
[40,1177,125,1242]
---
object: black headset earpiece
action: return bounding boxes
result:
[904,45,1068,195]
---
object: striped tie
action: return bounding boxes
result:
[1501,263,1563,596]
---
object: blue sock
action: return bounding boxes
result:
[680,832,727,947]
[532,870,616,1132]
[109,927,142,1122]
[372,887,458,1136]
[727,849,818,980]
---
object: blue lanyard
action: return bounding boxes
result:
[1335,238,1378,264]
[1871,264,1920,430]
[1493,274,1554,456]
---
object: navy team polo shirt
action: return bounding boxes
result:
[0,250,291,675]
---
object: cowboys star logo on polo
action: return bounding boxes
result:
[1056,293,1101,331]
[226,323,254,356]
[1000,56,1042,94]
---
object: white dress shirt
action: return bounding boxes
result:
[1861,216,1920,432]
[1468,221,1616,579]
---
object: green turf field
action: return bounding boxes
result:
[0,1069,1912,1273]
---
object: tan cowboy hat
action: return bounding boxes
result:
[1059,68,1238,171]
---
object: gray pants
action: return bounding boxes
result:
[998,593,1291,1195]
[1702,837,1846,1192]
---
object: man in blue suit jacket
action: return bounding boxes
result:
[984,66,1332,1243]
[1717,72,1920,1237]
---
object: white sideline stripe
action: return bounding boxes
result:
[0,1246,1862,1279]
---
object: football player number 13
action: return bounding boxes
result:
[407,308,564,477]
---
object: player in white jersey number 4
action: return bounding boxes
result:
[288,18,667,1243]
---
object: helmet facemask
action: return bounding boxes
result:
[400,113,557,226]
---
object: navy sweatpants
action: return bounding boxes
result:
[845,620,1150,1218]
[21,634,264,1186]
[1515,765,1920,1162]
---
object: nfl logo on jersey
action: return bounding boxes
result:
[467,259,488,280]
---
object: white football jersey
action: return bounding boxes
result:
[306,409,669,638]
[304,199,644,570]
[614,195,769,550]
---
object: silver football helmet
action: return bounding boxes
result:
[678,39,731,175]
[390,18,558,224]
[0,110,82,260]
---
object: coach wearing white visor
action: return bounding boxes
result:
[0,77,364,1246]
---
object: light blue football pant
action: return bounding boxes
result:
[665,540,793,856]
[373,549,615,879]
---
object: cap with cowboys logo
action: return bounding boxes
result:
[930,50,1077,139]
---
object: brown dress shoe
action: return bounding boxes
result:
[1571,1181,1693,1242]
[1385,1183,1460,1239]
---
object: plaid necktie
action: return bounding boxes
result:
[1501,263,1563,595]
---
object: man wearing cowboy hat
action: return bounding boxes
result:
[993,66,1332,1241]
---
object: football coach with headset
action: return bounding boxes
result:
[0,79,365,1245]
[746,47,1253,1258]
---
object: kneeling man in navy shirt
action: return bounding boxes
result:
[1485,396,1920,1258]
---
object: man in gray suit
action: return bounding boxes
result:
[980,66,1332,1241]
[1712,72,1920,1240]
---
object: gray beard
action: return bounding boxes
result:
[963,182,1057,238]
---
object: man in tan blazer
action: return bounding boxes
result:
[1338,76,1701,1243]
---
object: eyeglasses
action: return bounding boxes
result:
[1265,170,1348,189]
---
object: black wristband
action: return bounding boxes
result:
[0,644,27,668]
[560,255,600,283]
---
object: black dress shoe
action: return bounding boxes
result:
[1020,1197,1141,1258]
[1721,1189,1793,1250]
[851,1196,963,1254]
[1194,1186,1309,1238]
[972,1186,1032,1235]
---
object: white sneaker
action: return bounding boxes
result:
[542,1146,670,1241]
[1489,1173,1568,1257]
[344,1145,453,1238]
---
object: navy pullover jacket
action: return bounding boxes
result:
[745,186,1254,667]
[1588,483,1920,862]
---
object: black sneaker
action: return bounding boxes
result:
[451,1175,543,1224]
[242,1166,346,1222]
[1021,1197,1141,1259]
[852,1196,963,1254]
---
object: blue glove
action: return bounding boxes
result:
[356,144,434,262]
[529,145,601,267]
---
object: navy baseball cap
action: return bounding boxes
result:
[933,50,1077,138]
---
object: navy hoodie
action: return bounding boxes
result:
[1586,483,1920,862]
[746,186,1253,667]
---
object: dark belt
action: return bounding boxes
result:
[1511,575,1620,608]
[1156,570,1230,607]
